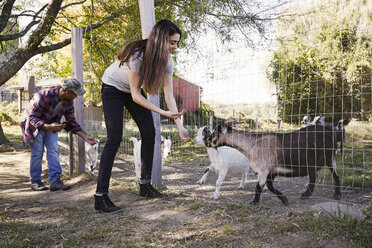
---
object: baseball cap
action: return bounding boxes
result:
[61,78,86,96]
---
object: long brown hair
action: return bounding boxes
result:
[117,19,181,95]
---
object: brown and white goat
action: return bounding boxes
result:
[210,124,341,205]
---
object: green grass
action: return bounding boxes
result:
[290,210,372,247]
[2,124,22,143]
[317,147,372,188]
[1,192,371,248]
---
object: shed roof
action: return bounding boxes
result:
[8,78,63,91]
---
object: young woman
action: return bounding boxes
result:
[95,19,191,213]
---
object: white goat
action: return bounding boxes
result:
[130,136,172,181]
[302,115,311,126]
[161,135,172,159]
[195,126,251,200]
[85,140,100,175]
[129,137,142,181]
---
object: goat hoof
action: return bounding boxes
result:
[281,197,289,206]
[196,181,203,185]
[250,200,259,205]
[334,194,341,200]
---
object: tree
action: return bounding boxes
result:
[268,0,372,125]
[0,0,287,143]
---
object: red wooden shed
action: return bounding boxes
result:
[172,77,200,113]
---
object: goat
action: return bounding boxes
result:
[303,115,311,126]
[130,136,172,181]
[313,115,325,126]
[210,124,341,205]
[129,137,142,181]
[304,115,345,153]
[161,135,172,159]
[334,119,345,152]
[85,141,100,175]
[195,126,251,200]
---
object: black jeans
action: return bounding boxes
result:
[96,83,155,194]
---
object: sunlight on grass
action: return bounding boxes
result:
[2,124,22,143]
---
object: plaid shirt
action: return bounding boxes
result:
[20,87,83,145]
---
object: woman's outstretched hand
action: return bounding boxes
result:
[165,108,187,120]
[163,109,191,142]
[178,126,191,142]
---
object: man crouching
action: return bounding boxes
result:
[20,78,96,191]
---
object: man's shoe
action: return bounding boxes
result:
[139,183,167,198]
[94,195,122,214]
[50,177,72,191]
[31,180,48,191]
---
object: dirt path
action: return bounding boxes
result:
[1,142,371,247]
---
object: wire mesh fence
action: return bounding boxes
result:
[57,0,371,206]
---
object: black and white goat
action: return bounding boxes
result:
[313,115,325,126]
[130,136,172,181]
[195,126,251,200]
[210,124,341,205]
[303,115,325,126]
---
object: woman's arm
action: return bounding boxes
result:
[163,74,191,141]
[128,70,186,120]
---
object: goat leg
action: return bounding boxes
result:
[197,167,210,185]
[332,170,341,200]
[328,161,341,200]
[251,182,263,205]
[301,169,316,199]
[238,171,247,189]
[266,178,288,205]
[251,172,269,205]
[213,172,226,200]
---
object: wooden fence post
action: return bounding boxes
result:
[139,0,163,185]
[71,27,86,174]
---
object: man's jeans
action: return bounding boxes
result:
[29,129,62,183]
[96,84,155,195]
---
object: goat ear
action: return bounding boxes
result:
[224,119,237,126]
[208,124,213,132]
[216,124,222,133]
[227,126,232,133]
[222,126,229,134]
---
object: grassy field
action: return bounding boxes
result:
[1,121,371,247]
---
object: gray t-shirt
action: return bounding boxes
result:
[102,52,174,93]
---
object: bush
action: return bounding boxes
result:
[183,101,215,126]
[0,101,21,125]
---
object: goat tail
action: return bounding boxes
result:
[332,153,339,176]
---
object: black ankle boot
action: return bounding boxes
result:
[139,183,166,198]
[94,194,122,213]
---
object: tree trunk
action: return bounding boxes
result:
[0,121,9,144]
